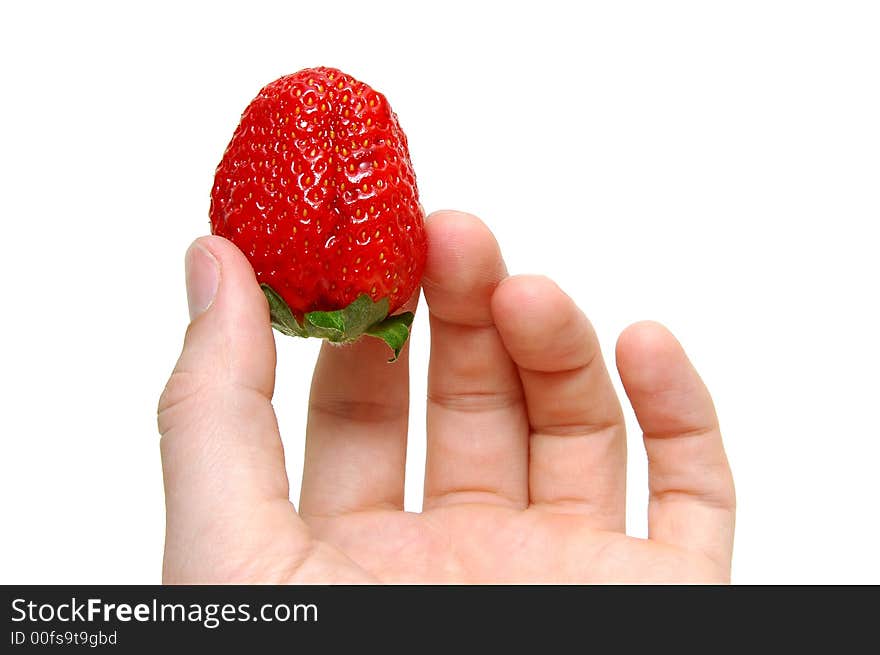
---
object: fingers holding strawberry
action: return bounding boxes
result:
[300,291,419,519]
[157,62,740,584]
[159,235,311,582]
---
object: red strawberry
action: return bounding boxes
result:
[210,67,426,359]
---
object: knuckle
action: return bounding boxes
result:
[308,396,407,424]
[157,369,211,436]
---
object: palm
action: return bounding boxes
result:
[160,212,735,584]
[243,504,722,584]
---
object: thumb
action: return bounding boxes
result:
[173,234,276,397]
[159,236,304,581]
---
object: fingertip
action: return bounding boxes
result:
[194,233,262,290]
[616,321,682,374]
[491,274,571,341]
[425,208,488,229]
[424,210,488,245]
[492,275,594,372]
[422,210,507,325]
[184,241,220,321]
[189,235,268,317]
[175,233,276,398]
[616,320,717,435]
[423,211,504,281]
[192,233,247,258]
[491,274,566,321]
[617,319,675,345]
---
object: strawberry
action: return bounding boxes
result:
[210,67,426,359]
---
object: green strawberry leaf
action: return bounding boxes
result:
[304,294,391,341]
[365,312,415,362]
[260,283,413,361]
[261,283,306,337]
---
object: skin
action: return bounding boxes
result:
[158,210,735,583]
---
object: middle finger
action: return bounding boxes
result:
[422,211,529,510]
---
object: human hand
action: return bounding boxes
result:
[159,210,735,583]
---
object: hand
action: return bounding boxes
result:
[159,211,735,583]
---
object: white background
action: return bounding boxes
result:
[1,1,878,584]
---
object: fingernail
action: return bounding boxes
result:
[185,242,219,320]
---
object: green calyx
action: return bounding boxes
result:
[261,283,414,362]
